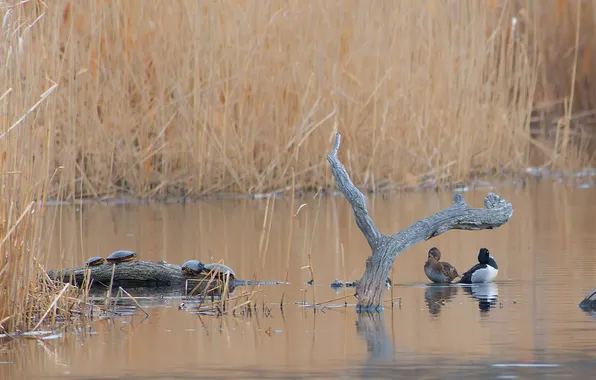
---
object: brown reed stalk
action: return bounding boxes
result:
[6,0,591,203]
[341,243,348,307]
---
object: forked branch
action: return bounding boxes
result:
[326,133,514,309]
[327,135,382,248]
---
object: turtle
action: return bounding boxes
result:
[106,250,138,264]
[85,256,106,267]
[203,263,236,280]
[180,260,206,276]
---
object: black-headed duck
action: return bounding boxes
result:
[458,248,499,284]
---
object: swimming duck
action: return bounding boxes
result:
[424,247,460,284]
[458,248,499,284]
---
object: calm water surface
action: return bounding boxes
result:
[3,181,596,379]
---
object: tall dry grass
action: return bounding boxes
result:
[8,0,586,200]
[524,0,596,168]
[0,4,85,333]
[0,0,594,331]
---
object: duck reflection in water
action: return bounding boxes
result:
[424,285,460,316]
[462,282,499,313]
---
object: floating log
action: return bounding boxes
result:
[46,261,237,298]
[46,260,285,297]
[47,261,190,289]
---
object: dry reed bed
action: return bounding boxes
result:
[7,0,594,201]
[0,4,73,334]
[1,0,595,333]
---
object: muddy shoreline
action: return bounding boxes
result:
[37,170,596,206]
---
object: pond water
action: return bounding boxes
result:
[3,180,596,379]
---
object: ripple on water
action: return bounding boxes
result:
[4,183,596,379]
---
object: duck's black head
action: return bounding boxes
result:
[428,247,441,261]
[478,248,490,264]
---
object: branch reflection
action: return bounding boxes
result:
[356,311,394,361]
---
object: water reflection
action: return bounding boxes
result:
[424,284,460,316]
[356,312,394,361]
[3,182,596,379]
[462,283,499,313]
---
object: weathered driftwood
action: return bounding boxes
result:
[47,261,188,288]
[46,261,242,298]
[46,261,283,298]
[326,133,514,310]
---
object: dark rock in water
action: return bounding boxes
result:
[579,289,596,311]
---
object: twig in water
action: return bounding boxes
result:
[222,272,232,311]
[307,262,315,306]
[384,296,402,308]
[108,264,116,313]
[284,168,296,283]
[306,192,323,308]
[119,287,149,317]
[258,198,275,274]
[33,284,70,331]
[315,294,352,306]
[294,203,307,217]
[226,300,252,315]
[341,243,347,307]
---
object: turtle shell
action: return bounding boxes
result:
[85,256,105,267]
[203,263,236,280]
[106,250,138,263]
[180,260,206,276]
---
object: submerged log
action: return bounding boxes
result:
[326,133,514,310]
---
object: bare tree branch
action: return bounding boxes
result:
[383,191,513,261]
[326,133,514,310]
[327,134,382,248]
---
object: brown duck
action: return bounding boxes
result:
[424,247,460,284]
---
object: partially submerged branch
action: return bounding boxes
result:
[326,133,514,310]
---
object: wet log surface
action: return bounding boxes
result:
[46,260,285,298]
[47,261,189,289]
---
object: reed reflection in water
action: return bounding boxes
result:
[2,181,596,379]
